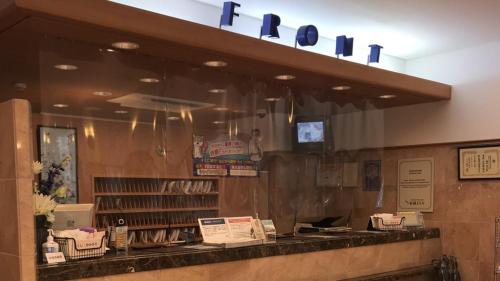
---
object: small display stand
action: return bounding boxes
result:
[198,217,266,248]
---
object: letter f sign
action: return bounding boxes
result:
[220,1,241,28]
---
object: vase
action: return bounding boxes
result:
[35,215,49,264]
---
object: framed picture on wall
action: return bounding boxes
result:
[37,126,78,203]
[458,144,500,180]
[363,160,381,191]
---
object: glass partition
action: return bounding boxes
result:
[0,16,389,255]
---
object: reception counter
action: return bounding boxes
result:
[37,228,441,281]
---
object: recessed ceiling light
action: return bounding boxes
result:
[12,82,27,91]
[274,74,296,80]
[139,77,160,83]
[203,61,228,67]
[93,91,113,97]
[99,48,116,53]
[378,94,397,99]
[114,110,129,114]
[54,64,78,71]
[264,97,281,102]
[167,116,180,121]
[213,121,225,125]
[232,109,246,113]
[332,85,351,91]
[213,107,229,111]
[111,41,140,50]
[53,104,69,108]
[208,89,227,94]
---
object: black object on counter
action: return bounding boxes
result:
[310,216,343,228]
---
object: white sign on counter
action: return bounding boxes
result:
[397,158,434,212]
[45,252,66,264]
[198,218,232,243]
[198,217,264,248]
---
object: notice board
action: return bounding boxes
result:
[397,158,434,212]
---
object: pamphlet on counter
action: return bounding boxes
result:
[198,216,266,248]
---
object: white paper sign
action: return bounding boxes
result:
[198,217,264,245]
[226,217,254,240]
[198,218,232,244]
[45,252,66,264]
[397,158,434,212]
[342,162,359,187]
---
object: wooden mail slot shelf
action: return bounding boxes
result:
[92,176,220,245]
[95,207,219,215]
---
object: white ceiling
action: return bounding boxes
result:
[194,0,500,59]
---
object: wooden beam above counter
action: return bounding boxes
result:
[3,0,450,109]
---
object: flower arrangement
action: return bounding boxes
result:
[34,155,71,202]
[33,193,57,226]
[32,161,43,175]
[32,155,72,227]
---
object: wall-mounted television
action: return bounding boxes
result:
[292,116,330,152]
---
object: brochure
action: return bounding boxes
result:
[198,216,265,248]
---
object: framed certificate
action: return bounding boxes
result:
[458,144,500,180]
[397,158,434,212]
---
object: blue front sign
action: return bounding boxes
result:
[261,14,281,38]
[335,35,354,57]
[217,3,383,63]
[368,44,383,63]
[296,25,319,47]
[220,1,240,27]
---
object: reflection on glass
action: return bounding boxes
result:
[0,21,386,245]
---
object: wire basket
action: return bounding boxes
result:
[54,235,107,260]
[371,216,406,231]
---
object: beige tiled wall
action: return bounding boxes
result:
[329,144,498,280]
[0,99,35,281]
[73,238,441,281]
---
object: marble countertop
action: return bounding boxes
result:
[37,228,439,281]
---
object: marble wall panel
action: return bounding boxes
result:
[71,239,440,281]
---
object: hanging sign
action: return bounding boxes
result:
[397,158,434,212]
[193,130,262,177]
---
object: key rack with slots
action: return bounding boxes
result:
[92,176,219,245]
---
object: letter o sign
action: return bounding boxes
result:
[296,25,319,47]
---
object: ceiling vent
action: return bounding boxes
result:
[107,93,215,112]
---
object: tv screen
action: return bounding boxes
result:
[297,121,324,143]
